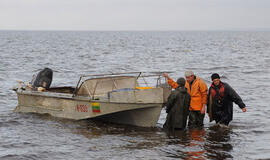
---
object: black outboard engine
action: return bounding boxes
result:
[31,68,53,89]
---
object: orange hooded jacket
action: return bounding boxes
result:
[167,77,208,111]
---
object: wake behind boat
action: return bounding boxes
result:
[13,69,171,127]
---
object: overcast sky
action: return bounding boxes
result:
[0,0,269,31]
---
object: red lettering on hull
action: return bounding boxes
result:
[76,104,88,112]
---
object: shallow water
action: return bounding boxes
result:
[0,31,270,160]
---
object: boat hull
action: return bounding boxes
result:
[14,90,163,127]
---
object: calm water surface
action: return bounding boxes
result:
[0,31,270,160]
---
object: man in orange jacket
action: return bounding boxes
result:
[164,71,208,128]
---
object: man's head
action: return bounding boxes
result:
[211,73,221,86]
[185,70,195,83]
[176,77,186,87]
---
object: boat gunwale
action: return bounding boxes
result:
[16,90,164,105]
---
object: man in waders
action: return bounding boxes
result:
[163,77,190,131]
[207,73,246,126]
[164,71,208,128]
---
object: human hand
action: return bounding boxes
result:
[242,107,246,112]
[166,108,170,113]
[200,107,205,114]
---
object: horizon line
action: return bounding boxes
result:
[1,28,270,32]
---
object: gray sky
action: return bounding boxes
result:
[0,0,270,31]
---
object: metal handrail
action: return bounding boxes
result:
[80,71,173,78]
[72,71,173,97]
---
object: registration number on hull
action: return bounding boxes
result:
[76,104,88,112]
[75,103,101,113]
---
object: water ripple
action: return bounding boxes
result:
[0,31,269,159]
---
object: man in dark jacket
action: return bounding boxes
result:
[163,77,191,131]
[207,73,247,126]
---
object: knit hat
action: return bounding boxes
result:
[176,77,186,87]
[211,73,220,81]
[185,70,194,77]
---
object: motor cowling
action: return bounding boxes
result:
[31,68,53,89]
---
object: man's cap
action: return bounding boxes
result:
[211,73,220,81]
[176,77,186,86]
[185,70,194,77]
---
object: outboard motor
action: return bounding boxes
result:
[31,68,53,89]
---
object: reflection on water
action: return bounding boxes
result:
[164,129,207,159]
[186,129,206,160]
[205,125,233,160]
[4,112,236,159]
[163,126,234,160]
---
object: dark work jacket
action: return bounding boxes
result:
[163,86,190,130]
[207,82,246,123]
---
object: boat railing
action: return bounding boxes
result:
[72,72,172,99]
